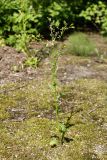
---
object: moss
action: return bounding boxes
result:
[0,118,54,159]
[0,80,53,121]
[0,78,107,159]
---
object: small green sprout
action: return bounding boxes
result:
[24,57,38,68]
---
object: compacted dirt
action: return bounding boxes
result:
[0,46,26,84]
[1,42,107,86]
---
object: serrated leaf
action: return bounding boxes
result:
[59,123,67,133]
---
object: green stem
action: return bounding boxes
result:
[61,132,65,145]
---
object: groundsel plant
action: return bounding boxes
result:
[48,20,73,146]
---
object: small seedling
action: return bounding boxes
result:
[50,136,59,147]
[12,64,24,72]
[24,57,38,68]
[12,65,20,72]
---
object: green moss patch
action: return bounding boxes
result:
[0,78,107,159]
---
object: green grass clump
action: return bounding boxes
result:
[65,32,96,56]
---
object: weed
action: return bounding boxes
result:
[24,57,38,68]
[49,20,73,146]
[65,32,96,56]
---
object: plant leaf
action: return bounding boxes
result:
[50,137,58,147]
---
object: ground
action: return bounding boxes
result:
[0,33,107,160]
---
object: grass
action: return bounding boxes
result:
[0,78,107,159]
[65,32,96,57]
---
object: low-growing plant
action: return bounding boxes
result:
[65,32,96,57]
[24,57,38,68]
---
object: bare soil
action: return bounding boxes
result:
[1,33,107,86]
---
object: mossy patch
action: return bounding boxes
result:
[0,79,53,121]
[0,118,55,159]
[0,78,107,159]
